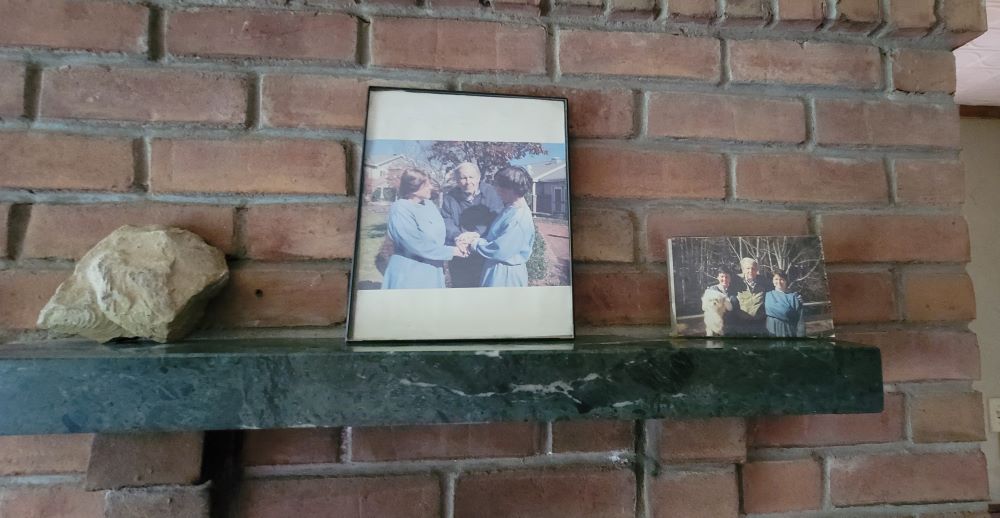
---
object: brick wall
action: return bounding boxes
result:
[0,0,990,516]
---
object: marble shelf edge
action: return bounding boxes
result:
[0,336,883,435]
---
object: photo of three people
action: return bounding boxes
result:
[669,236,835,338]
[355,140,571,291]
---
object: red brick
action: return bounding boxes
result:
[838,329,981,383]
[0,132,134,191]
[831,0,881,32]
[244,204,356,261]
[658,418,746,464]
[893,49,956,94]
[912,392,986,443]
[0,203,9,258]
[373,18,545,73]
[0,61,24,118]
[821,214,969,263]
[742,459,822,514]
[239,476,440,518]
[730,40,881,88]
[649,468,738,518]
[0,270,69,330]
[816,99,960,148]
[776,0,826,29]
[736,155,887,203]
[827,271,897,324]
[668,0,717,20]
[749,393,905,447]
[168,9,357,61]
[353,423,541,461]
[552,420,634,453]
[0,434,92,476]
[830,452,988,505]
[571,207,634,263]
[903,272,976,322]
[105,486,210,518]
[645,209,809,262]
[887,0,936,36]
[940,0,989,47]
[647,92,805,143]
[263,76,368,129]
[150,139,347,195]
[242,428,341,466]
[724,0,771,26]
[85,432,203,489]
[42,66,247,124]
[0,485,106,518]
[22,203,236,259]
[0,0,147,53]
[466,84,634,138]
[574,270,669,325]
[571,145,725,200]
[455,469,635,518]
[210,266,348,328]
[560,31,720,80]
[896,159,965,205]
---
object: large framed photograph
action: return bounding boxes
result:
[668,236,835,338]
[347,88,573,341]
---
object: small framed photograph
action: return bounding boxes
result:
[347,88,574,342]
[667,236,835,338]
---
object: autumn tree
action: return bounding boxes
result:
[421,141,547,185]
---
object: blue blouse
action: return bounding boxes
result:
[474,202,535,287]
[381,199,454,290]
[765,289,806,337]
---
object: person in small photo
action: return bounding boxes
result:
[457,166,536,287]
[702,269,737,336]
[731,257,772,335]
[382,168,467,290]
[765,269,806,337]
[439,162,504,288]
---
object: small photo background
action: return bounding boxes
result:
[668,236,835,338]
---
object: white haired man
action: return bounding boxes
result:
[439,162,504,288]
[731,257,773,335]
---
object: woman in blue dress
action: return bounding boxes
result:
[765,270,806,337]
[462,166,536,287]
[381,169,465,290]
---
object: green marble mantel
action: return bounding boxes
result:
[0,336,882,435]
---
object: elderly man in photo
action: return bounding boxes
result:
[731,257,773,336]
[440,162,505,288]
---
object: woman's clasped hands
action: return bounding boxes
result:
[453,231,480,258]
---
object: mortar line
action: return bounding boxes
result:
[6,204,32,261]
[635,420,652,518]
[132,136,152,192]
[244,450,634,478]
[885,156,898,206]
[23,63,42,121]
[340,426,353,463]
[148,4,167,62]
[543,422,554,454]
[442,471,456,518]
[547,23,561,82]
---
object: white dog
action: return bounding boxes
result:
[701,289,733,337]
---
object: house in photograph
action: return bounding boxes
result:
[363,154,414,203]
[523,157,567,218]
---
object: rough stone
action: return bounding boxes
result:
[37,225,229,343]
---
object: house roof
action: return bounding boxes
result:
[365,154,409,168]
[524,158,566,183]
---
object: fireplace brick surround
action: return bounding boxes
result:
[0,0,990,516]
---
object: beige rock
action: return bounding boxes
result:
[38,225,229,343]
